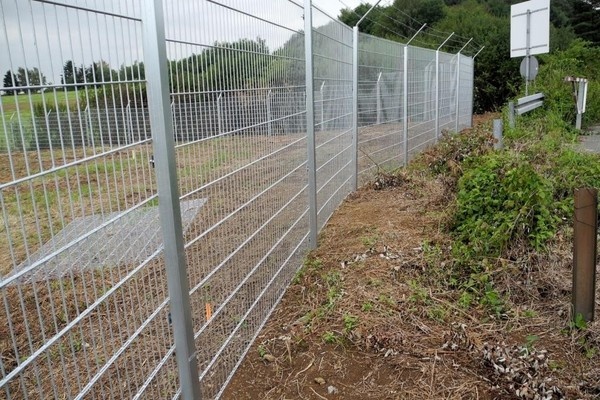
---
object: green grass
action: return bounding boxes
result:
[1,91,79,151]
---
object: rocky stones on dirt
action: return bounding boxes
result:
[314,377,326,385]
[262,354,276,363]
[327,385,339,394]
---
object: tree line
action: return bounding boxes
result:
[2,68,48,94]
[338,0,600,112]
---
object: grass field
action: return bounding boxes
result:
[0,91,79,151]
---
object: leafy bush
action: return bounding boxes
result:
[452,152,557,259]
[533,40,600,127]
[550,148,600,217]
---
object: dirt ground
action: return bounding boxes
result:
[223,115,600,399]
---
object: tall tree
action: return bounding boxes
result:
[85,60,115,84]
[15,67,47,87]
[61,60,85,88]
[2,70,18,95]
[571,0,600,45]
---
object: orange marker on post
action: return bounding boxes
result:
[205,303,212,321]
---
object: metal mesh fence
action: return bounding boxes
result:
[0,1,474,399]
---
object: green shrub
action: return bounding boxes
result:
[550,148,600,217]
[533,40,600,127]
[452,152,557,258]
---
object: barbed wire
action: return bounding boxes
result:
[336,0,483,54]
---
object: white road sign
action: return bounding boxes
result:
[510,0,550,58]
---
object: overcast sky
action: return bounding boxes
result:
[0,0,364,85]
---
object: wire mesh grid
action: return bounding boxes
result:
[0,1,474,399]
[406,45,437,161]
[438,51,458,133]
[0,0,180,399]
[311,7,354,232]
[458,54,474,131]
[356,32,404,185]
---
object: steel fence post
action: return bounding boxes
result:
[141,1,202,399]
[267,89,272,136]
[455,53,460,133]
[403,45,408,165]
[320,81,325,131]
[352,26,359,191]
[376,72,382,125]
[217,92,223,134]
[304,0,318,249]
[402,25,425,165]
[436,33,454,140]
[435,50,440,139]
[455,38,472,133]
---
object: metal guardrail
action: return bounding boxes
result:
[508,92,544,128]
[516,92,544,115]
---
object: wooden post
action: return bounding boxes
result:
[573,188,598,322]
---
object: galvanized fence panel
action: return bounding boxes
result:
[0,1,177,400]
[458,54,475,130]
[356,32,404,185]
[161,1,310,398]
[439,51,458,134]
[0,1,474,399]
[406,45,437,161]
[311,7,354,232]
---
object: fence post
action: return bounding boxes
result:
[85,106,93,146]
[351,25,359,191]
[217,92,223,134]
[455,38,472,133]
[376,72,382,125]
[141,2,202,399]
[304,0,318,249]
[454,53,461,133]
[320,81,325,131]
[436,33,454,140]
[508,101,515,128]
[573,188,598,323]
[403,45,409,165]
[267,90,272,136]
[493,119,503,150]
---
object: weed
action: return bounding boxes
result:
[422,241,443,268]
[453,152,556,260]
[361,302,373,312]
[426,306,448,322]
[361,235,377,248]
[457,291,474,309]
[571,313,588,330]
[377,293,396,308]
[481,284,504,317]
[367,277,382,287]
[322,331,340,344]
[523,334,539,354]
[324,271,341,287]
[408,280,429,305]
[326,287,342,310]
[342,314,358,333]
[257,345,267,358]
[293,256,323,284]
[548,360,563,371]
